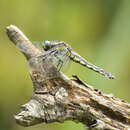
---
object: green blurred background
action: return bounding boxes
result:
[0,0,129,130]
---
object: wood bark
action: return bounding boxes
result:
[6,25,130,130]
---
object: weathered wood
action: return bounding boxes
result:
[6,25,130,130]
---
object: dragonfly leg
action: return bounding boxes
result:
[57,60,63,71]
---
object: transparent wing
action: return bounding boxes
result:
[31,41,43,50]
[28,55,44,72]
[28,47,70,71]
[16,40,66,54]
[50,50,72,72]
[61,55,72,72]
[16,41,44,55]
[16,41,72,73]
[28,48,58,72]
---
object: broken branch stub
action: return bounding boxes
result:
[6,25,130,130]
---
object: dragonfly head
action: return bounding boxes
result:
[42,40,54,51]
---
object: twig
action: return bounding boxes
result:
[6,25,130,130]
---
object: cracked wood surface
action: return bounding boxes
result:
[6,25,130,130]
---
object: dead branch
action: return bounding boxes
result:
[6,25,130,130]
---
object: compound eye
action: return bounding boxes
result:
[44,40,50,45]
[42,40,51,51]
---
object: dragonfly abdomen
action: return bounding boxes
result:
[70,51,114,79]
[84,62,114,79]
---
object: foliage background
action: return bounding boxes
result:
[0,0,129,130]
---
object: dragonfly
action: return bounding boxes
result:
[26,40,115,79]
[17,40,114,79]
